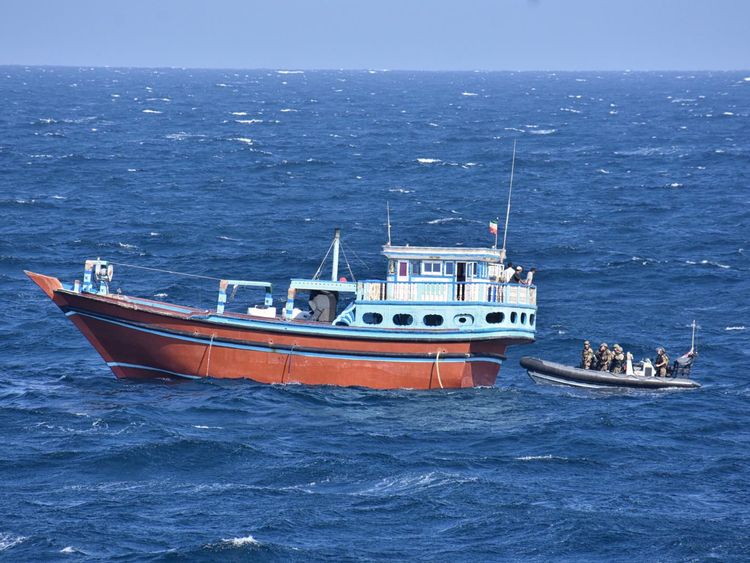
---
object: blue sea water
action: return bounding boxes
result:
[1,66,749,560]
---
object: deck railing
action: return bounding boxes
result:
[356,280,536,306]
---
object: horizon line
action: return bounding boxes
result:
[1,63,749,74]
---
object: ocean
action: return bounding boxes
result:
[1,67,748,560]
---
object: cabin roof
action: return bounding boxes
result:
[382,245,506,263]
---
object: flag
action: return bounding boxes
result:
[488,219,498,235]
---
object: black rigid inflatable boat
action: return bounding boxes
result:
[520,357,701,390]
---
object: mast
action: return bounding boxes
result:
[500,139,517,255]
[386,201,392,246]
[331,228,341,281]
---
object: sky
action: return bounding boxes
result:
[1,0,748,71]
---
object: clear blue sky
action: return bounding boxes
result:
[1,0,748,70]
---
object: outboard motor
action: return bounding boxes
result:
[642,358,654,378]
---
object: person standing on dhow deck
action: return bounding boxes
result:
[596,343,613,371]
[654,347,670,377]
[581,340,595,369]
[502,263,515,283]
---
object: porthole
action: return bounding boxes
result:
[510,312,518,323]
[486,312,505,324]
[363,312,383,325]
[393,314,413,326]
[423,314,444,327]
[521,313,527,324]
[530,314,535,325]
[454,314,474,326]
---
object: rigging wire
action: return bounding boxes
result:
[338,242,356,282]
[312,238,335,280]
[109,262,223,281]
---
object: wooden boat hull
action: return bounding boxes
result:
[27,271,522,389]
[520,356,700,389]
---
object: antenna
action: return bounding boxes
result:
[386,201,392,246]
[500,140,517,254]
[691,319,697,353]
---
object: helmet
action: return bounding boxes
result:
[656,347,665,354]
[583,340,590,346]
[614,344,622,352]
[600,342,608,349]
[515,266,522,271]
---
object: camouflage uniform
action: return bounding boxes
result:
[654,348,670,377]
[610,344,625,374]
[580,341,595,369]
[596,343,613,371]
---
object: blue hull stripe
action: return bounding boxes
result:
[67,309,504,365]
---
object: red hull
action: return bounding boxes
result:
[27,271,519,389]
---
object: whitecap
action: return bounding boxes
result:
[388,187,413,193]
[60,546,81,554]
[560,107,582,114]
[231,111,247,116]
[216,83,228,87]
[118,242,137,249]
[222,535,260,547]
[194,425,223,429]
[231,137,254,145]
[0,533,26,551]
[461,92,478,96]
[722,111,734,116]
[142,109,162,114]
[52,195,66,199]
[428,122,439,127]
[127,168,137,172]
[528,128,556,135]
[596,168,610,174]
[279,108,298,112]
[235,119,262,124]
[744,77,750,82]
[154,293,168,298]
[218,235,240,241]
[149,232,159,236]
[276,70,304,74]
[463,162,478,167]
[668,182,683,188]
[726,326,746,331]
[428,217,461,224]
[515,454,568,461]
[417,158,441,164]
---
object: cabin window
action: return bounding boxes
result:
[472,262,478,276]
[398,261,408,277]
[486,312,504,324]
[421,261,442,275]
[511,312,518,323]
[393,314,413,326]
[530,314,535,325]
[423,314,443,327]
[444,262,455,275]
[521,313,527,324]
[363,312,383,325]
[454,314,474,326]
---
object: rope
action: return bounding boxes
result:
[110,262,222,282]
[206,333,215,376]
[435,349,444,389]
[312,239,335,280]
[338,242,356,282]
[282,344,296,383]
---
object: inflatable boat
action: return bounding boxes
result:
[519,356,701,390]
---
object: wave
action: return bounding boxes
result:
[725,326,746,331]
[515,454,568,461]
[0,533,26,551]
[528,128,556,135]
[417,158,441,164]
[141,109,162,114]
[388,187,413,193]
[230,137,254,146]
[276,70,304,75]
[461,92,478,97]
[428,217,462,224]
[560,107,582,114]
[235,119,263,124]
[221,535,260,547]
[279,108,298,113]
